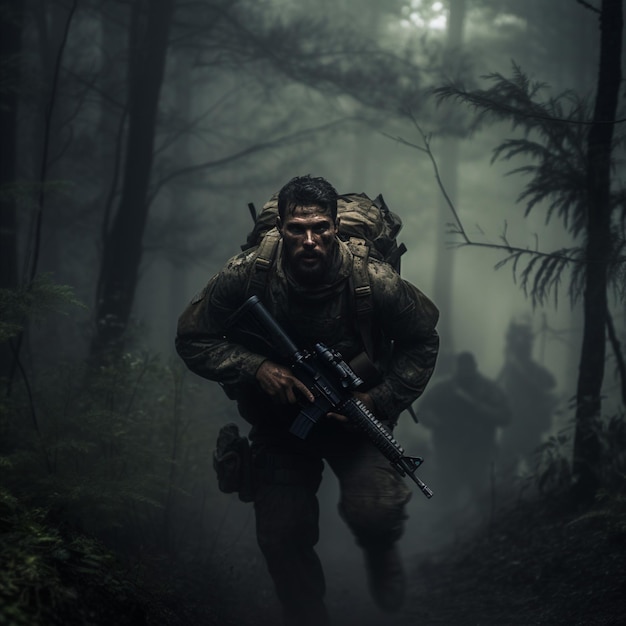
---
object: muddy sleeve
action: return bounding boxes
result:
[367,266,440,421]
[174,254,267,389]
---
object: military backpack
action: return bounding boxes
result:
[241,192,408,362]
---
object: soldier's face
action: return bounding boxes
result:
[278,205,339,285]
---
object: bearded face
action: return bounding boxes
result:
[278,205,339,285]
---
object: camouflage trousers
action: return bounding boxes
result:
[250,421,412,626]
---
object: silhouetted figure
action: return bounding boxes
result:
[416,352,511,513]
[497,321,557,475]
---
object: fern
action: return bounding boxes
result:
[0,274,85,342]
[0,487,157,625]
[434,62,625,307]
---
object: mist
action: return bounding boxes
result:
[1,1,625,624]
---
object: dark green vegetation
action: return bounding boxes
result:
[0,284,234,624]
[1,491,161,626]
[3,463,625,626]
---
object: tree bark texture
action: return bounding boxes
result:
[0,0,24,292]
[573,0,623,500]
[92,0,175,357]
[0,0,25,382]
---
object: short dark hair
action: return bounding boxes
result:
[277,175,338,222]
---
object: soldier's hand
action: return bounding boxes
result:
[327,391,375,423]
[256,360,314,405]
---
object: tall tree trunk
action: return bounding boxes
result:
[432,0,466,375]
[167,55,192,355]
[572,0,622,502]
[0,1,23,290]
[0,0,24,380]
[3,0,75,386]
[97,0,128,240]
[92,0,174,359]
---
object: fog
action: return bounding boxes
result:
[2,0,625,623]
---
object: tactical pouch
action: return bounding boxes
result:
[212,423,254,503]
[349,351,383,389]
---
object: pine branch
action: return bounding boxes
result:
[388,116,587,307]
[434,65,626,126]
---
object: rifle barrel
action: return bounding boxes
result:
[239,296,301,358]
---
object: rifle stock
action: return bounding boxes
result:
[232,295,433,499]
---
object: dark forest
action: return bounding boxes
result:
[1,1,625,624]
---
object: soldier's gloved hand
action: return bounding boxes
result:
[256,360,315,405]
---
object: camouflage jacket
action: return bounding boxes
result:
[175,237,439,423]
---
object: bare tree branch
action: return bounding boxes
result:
[576,0,601,15]
[387,117,579,263]
[386,114,626,308]
[146,116,354,208]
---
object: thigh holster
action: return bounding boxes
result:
[213,423,254,503]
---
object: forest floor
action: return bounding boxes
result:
[2,484,625,626]
[396,493,626,626]
[207,488,626,626]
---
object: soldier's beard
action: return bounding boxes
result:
[286,245,338,286]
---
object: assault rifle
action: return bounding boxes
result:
[231,295,433,499]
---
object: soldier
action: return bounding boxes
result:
[175,175,439,626]
[497,321,557,475]
[416,352,511,513]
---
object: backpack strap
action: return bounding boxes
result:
[346,237,375,359]
[346,237,419,424]
[248,233,375,362]
[246,227,281,298]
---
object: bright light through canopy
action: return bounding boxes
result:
[400,0,448,31]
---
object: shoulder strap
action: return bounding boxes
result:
[346,237,375,359]
[246,228,281,298]
[347,238,420,424]
[248,233,377,359]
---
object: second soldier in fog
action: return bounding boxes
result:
[416,351,511,515]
